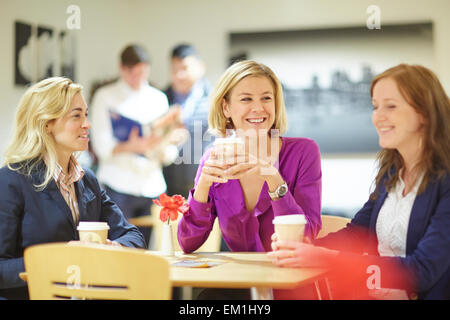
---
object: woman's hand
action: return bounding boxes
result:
[223,153,284,193]
[267,233,338,268]
[68,240,122,246]
[106,239,122,246]
[113,127,162,155]
[211,138,278,181]
[223,153,278,179]
[194,151,231,203]
[196,158,230,189]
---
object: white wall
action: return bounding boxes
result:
[321,155,379,217]
[132,0,450,90]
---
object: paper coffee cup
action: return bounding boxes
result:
[213,136,244,167]
[77,222,110,244]
[273,214,307,242]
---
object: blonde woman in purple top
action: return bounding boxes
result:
[177,60,322,253]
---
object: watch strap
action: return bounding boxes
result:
[268,182,288,200]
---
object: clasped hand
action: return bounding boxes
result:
[126,126,162,155]
[267,233,337,268]
[197,145,278,188]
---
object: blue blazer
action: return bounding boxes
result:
[315,173,450,300]
[0,162,146,300]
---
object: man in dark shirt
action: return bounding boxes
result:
[163,44,213,198]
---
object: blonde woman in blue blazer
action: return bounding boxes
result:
[269,64,450,300]
[0,77,145,300]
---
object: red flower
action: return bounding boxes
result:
[153,193,189,223]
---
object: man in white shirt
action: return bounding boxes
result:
[90,45,176,240]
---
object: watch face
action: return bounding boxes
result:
[278,185,288,196]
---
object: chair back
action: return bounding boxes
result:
[151,204,222,252]
[317,215,351,239]
[24,242,171,300]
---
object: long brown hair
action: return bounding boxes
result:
[370,64,450,199]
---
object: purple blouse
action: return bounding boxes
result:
[177,137,322,253]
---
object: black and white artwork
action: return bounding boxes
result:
[37,25,56,81]
[14,21,33,86]
[14,21,77,86]
[59,31,76,80]
[282,65,378,153]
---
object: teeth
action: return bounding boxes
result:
[247,118,265,123]
[379,127,393,132]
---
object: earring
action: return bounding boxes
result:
[225,117,234,131]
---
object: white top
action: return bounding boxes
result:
[376,172,423,257]
[90,79,173,198]
[372,172,423,299]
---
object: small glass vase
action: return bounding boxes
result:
[161,223,174,256]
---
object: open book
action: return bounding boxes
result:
[109,107,183,142]
[109,107,188,162]
[109,110,147,141]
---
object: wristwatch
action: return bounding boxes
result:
[268,182,288,200]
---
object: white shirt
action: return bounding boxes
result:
[90,79,170,198]
[372,172,423,299]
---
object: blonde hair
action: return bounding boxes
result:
[208,60,288,137]
[370,64,450,199]
[4,77,83,190]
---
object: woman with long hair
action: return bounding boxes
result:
[269,64,450,300]
[0,77,145,300]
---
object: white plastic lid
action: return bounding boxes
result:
[273,214,307,225]
[213,137,244,145]
[77,222,110,231]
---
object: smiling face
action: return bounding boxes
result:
[371,77,425,155]
[47,92,90,163]
[222,76,276,135]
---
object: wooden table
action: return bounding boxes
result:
[149,251,329,300]
[20,250,330,300]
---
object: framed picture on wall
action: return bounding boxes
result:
[14,21,33,86]
[37,25,56,81]
[14,21,76,85]
[59,30,76,81]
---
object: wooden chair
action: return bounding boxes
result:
[128,214,154,228]
[317,214,351,239]
[315,214,351,299]
[24,242,171,300]
[127,208,154,249]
